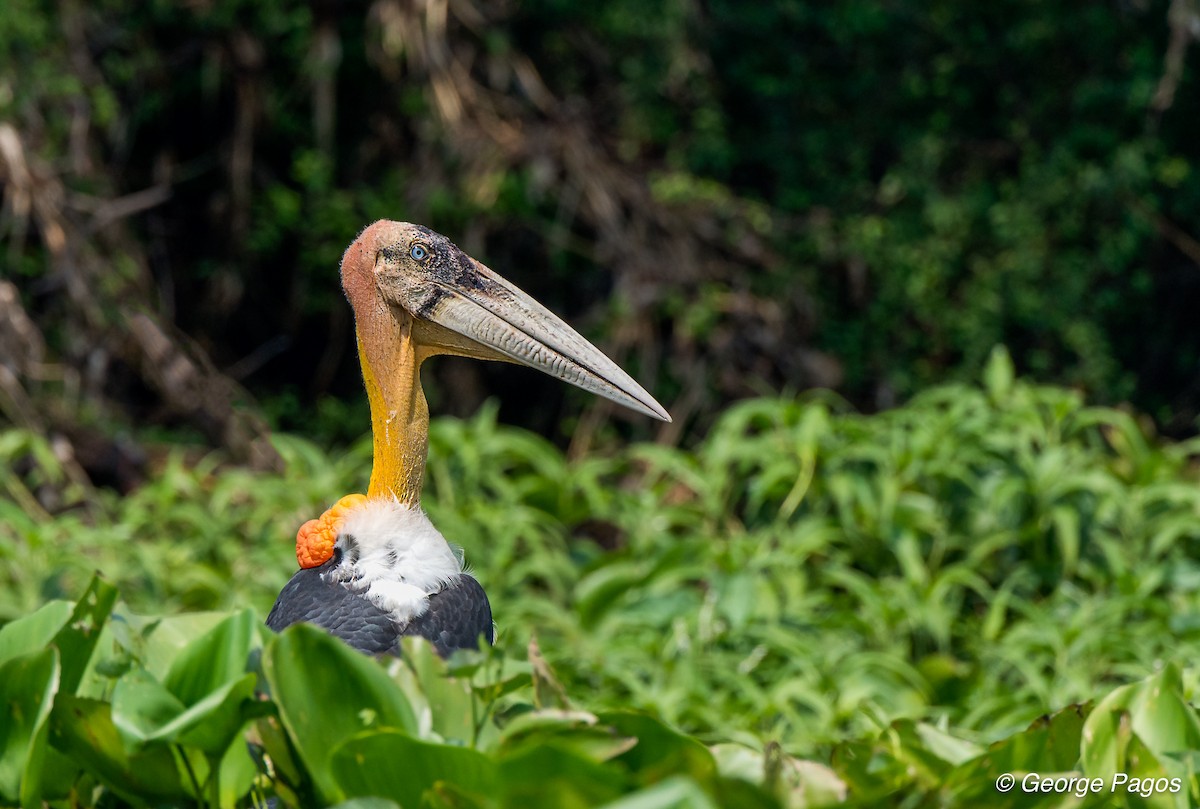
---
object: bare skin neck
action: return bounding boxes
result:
[353,288,432,505]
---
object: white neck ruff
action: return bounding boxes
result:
[323,498,464,624]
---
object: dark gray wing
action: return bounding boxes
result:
[266,564,400,655]
[405,574,494,657]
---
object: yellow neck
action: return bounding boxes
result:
[356,299,430,505]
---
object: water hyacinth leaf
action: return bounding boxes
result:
[708,745,763,785]
[848,720,976,788]
[49,694,189,803]
[472,670,533,705]
[0,602,72,668]
[263,623,417,802]
[711,777,785,809]
[111,667,186,747]
[164,609,257,705]
[710,743,845,808]
[597,712,718,787]
[595,776,719,809]
[329,800,403,809]
[0,647,58,809]
[1110,734,1193,809]
[497,744,627,807]
[1082,664,1200,802]
[911,723,982,767]
[52,575,119,695]
[0,574,116,713]
[498,709,637,762]
[830,737,913,802]
[254,715,309,805]
[395,636,476,743]
[941,705,1088,805]
[833,715,999,800]
[117,610,235,681]
[218,734,259,808]
[330,729,498,806]
[111,666,262,755]
[172,672,265,754]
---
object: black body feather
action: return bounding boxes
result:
[266,560,493,657]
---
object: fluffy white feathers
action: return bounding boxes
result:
[322,498,463,625]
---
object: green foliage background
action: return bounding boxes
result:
[2,0,1200,805]
[4,352,1200,805]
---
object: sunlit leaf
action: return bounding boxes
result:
[596,776,719,809]
[0,648,59,808]
[263,623,418,802]
[331,729,498,806]
[49,694,190,803]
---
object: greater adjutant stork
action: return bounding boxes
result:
[266,222,669,656]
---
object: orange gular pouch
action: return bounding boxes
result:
[295,493,368,568]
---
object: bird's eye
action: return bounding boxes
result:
[410,243,430,261]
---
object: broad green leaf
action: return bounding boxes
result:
[53,575,119,695]
[912,723,982,767]
[497,744,626,807]
[710,744,844,808]
[111,667,186,747]
[394,636,477,743]
[598,712,717,787]
[254,715,310,806]
[596,776,718,809]
[218,733,259,809]
[711,776,784,809]
[49,694,189,803]
[262,623,417,803]
[1082,663,1200,801]
[164,609,257,704]
[499,709,637,762]
[27,746,81,805]
[0,647,59,809]
[171,671,265,754]
[111,666,262,754]
[472,670,534,706]
[330,729,498,806]
[830,737,914,803]
[116,610,234,681]
[0,602,72,667]
[943,704,1089,805]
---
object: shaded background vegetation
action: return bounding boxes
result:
[2,0,1199,477]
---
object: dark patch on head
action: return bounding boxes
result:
[416,286,448,318]
[453,248,486,290]
[386,548,399,567]
[380,244,405,263]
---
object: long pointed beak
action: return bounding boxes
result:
[408,257,671,422]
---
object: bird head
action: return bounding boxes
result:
[341,221,670,422]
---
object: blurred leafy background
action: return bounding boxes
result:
[2,0,1200,806]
